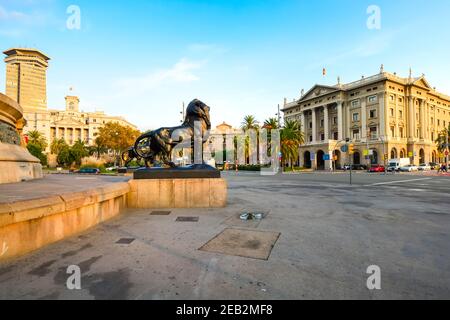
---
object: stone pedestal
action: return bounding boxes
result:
[127,178,227,208]
[1,93,43,184]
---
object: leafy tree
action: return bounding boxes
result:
[57,146,71,167]
[69,140,89,166]
[95,122,141,165]
[280,119,305,170]
[435,124,450,155]
[26,130,48,150]
[27,143,48,166]
[89,136,108,159]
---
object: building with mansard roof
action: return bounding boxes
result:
[282,67,450,169]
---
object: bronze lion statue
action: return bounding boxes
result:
[132,99,211,168]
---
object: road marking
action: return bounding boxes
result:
[364,178,432,187]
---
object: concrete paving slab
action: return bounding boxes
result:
[0,172,449,299]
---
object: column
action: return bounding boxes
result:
[323,105,329,141]
[419,99,425,139]
[361,99,367,141]
[55,127,59,140]
[408,97,415,139]
[300,111,306,138]
[394,94,399,139]
[64,127,68,144]
[80,127,84,143]
[337,101,343,141]
[379,93,386,138]
[312,108,317,143]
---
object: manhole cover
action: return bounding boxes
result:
[151,211,171,215]
[199,228,280,260]
[115,238,135,244]
[176,217,199,222]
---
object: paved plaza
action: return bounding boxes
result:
[0,172,449,300]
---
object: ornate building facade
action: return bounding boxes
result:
[282,67,450,169]
[3,48,137,152]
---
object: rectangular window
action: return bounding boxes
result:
[370,110,377,118]
[320,119,324,128]
[333,132,338,140]
[368,95,377,103]
[352,129,360,140]
[321,133,325,141]
[391,127,395,137]
[399,110,403,118]
[390,108,394,116]
[370,127,378,139]
[399,127,404,138]
[352,113,359,122]
[351,100,359,107]
[309,122,312,129]
[333,117,337,125]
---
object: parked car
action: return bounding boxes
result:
[368,165,385,173]
[399,165,418,172]
[106,166,119,171]
[77,168,100,174]
[418,163,431,171]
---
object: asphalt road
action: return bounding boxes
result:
[0,172,449,300]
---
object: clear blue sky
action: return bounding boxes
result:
[1,0,450,131]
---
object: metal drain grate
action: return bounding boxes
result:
[176,216,199,222]
[115,238,135,244]
[150,211,171,215]
[240,212,265,221]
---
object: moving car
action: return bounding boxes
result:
[399,165,418,172]
[418,163,431,171]
[368,165,385,173]
[77,168,100,174]
[343,164,367,170]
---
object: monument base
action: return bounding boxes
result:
[0,143,43,184]
[133,164,221,180]
[127,177,227,208]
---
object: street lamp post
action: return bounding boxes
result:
[379,135,387,175]
[276,104,282,128]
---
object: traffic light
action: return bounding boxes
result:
[349,144,355,155]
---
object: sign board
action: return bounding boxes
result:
[363,149,369,156]
[310,152,315,161]
[368,150,374,156]
[341,145,348,153]
[323,154,331,161]
[408,152,413,158]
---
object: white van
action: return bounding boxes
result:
[387,158,410,172]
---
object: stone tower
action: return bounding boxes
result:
[3,48,50,111]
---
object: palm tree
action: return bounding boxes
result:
[241,115,259,131]
[26,130,48,150]
[263,117,279,130]
[280,119,305,170]
[50,138,68,155]
[240,115,260,165]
